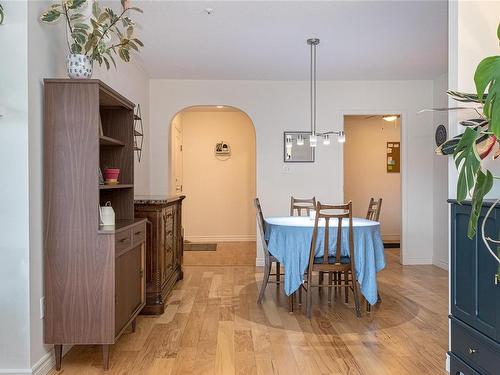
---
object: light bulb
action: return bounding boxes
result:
[297,134,304,146]
[337,131,346,143]
[383,115,398,122]
[323,134,331,145]
[309,134,317,147]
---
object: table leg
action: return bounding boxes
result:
[288,292,294,313]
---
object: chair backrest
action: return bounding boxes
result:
[254,198,271,259]
[366,198,382,221]
[290,196,317,216]
[308,201,355,267]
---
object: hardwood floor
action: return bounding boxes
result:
[184,241,256,266]
[49,248,448,375]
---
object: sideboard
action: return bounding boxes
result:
[134,196,185,314]
[449,200,500,375]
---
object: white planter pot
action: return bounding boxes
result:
[67,54,93,79]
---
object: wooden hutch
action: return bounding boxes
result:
[43,79,146,370]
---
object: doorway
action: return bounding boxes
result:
[343,114,402,261]
[169,106,257,265]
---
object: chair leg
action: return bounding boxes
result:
[276,262,280,285]
[328,272,333,305]
[352,277,362,318]
[298,285,302,306]
[344,271,349,303]
[366,298,371,313]
[306,286,313,319]
[258,261,272,304]
[318,271,324,295]
[288,292,294,313]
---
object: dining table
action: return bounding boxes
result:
[264,216,386,305]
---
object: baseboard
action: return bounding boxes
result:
[445,353,450,373]
[255,257,265,267]
[382,234,400,242]
[0,369,32,375]
[185,235,256,243]
[402,257,433,265]
[433,258,449,271]
[31,345,72,375]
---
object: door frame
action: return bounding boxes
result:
[341,110,407,265]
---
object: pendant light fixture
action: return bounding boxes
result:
[296,38,345,147]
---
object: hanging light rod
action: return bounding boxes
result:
[293,38,345,147]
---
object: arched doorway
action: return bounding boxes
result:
[169,105,257,265]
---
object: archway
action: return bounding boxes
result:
[169,105,257,265]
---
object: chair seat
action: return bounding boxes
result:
[314,255,351,264]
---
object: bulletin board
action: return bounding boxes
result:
[387,142,400,173]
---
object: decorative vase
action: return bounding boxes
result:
[66,54,93,79]
[103,168,120,184]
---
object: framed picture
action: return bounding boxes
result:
[283,131,315,163]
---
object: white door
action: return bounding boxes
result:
[173,123,183,193]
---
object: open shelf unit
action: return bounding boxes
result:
[43,79,146,371]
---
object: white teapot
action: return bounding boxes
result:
[99,201,115,227]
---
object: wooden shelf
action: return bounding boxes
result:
[100,135,125,147]
[99,184,134,190]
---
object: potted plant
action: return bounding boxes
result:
[40,0,143,79]
[434,23,500,265]
[0,3,4,25]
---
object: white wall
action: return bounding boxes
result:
[178,110,256,242]
[344,116,401,242]
[25,1,151,372]
[432,73,449,270]
[448,0,500,198]
[0,2,31,372]
[149,79,437,265]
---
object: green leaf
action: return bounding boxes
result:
[454,127,481,202]
[468,169,494,238]
[71,43,83,54]
[118,48,130,62]
[74,23,90,31]
[98,12,109,23]
[106,51,117,68]
[447,90,487,103]
[40,9,62,23]
[68,0,87,10]
[497,22,500,41]
[474,55,500,137]
[133,38,144,47]
[0,4,4,25]
[102,55,110,70]
[127,7,143,13]
[127,26,133,39]
[92,1,100,18]
[128,40,138,52]
[70,13,85,21]
[71,31,86,45]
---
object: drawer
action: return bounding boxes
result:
[115,229,132,254]
[451,317,500,375]
[132,222,146,246]
[449,352,481,375]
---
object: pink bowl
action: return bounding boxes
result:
[103,168,120,181]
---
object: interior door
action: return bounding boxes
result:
[173,123,183,194]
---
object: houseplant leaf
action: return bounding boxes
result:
[454,127,481,202]
[468,169,494,238]
[41,9,62,23]
[474,55,500,137]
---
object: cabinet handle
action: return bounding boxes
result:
[134,231,142,236]
[495,274,500,286]
[468,348,477,355]
[119,238,128,243]
[139,269,144,277]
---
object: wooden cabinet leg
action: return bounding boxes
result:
[102,344,110,371]
[131,318,137,333]
[54,344,62,371]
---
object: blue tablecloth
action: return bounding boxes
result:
[265,216,386,305]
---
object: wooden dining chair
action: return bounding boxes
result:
[366,198,382,221]
[301,201,361,319]
[290,196,316,216]
[254,198,288,307]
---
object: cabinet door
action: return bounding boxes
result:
[451,203,500,341]
[161,207,174,286]
[115,244,145,336]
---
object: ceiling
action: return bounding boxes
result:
[132,1,448,80]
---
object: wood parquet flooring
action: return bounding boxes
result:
[50,248,449,375]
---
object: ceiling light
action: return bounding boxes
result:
[204,7,214,15]
[216,105,224,109]
[297,134,304,146]
[383,115,398,122]
[322,134,331,145]
[337,131,346,143]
